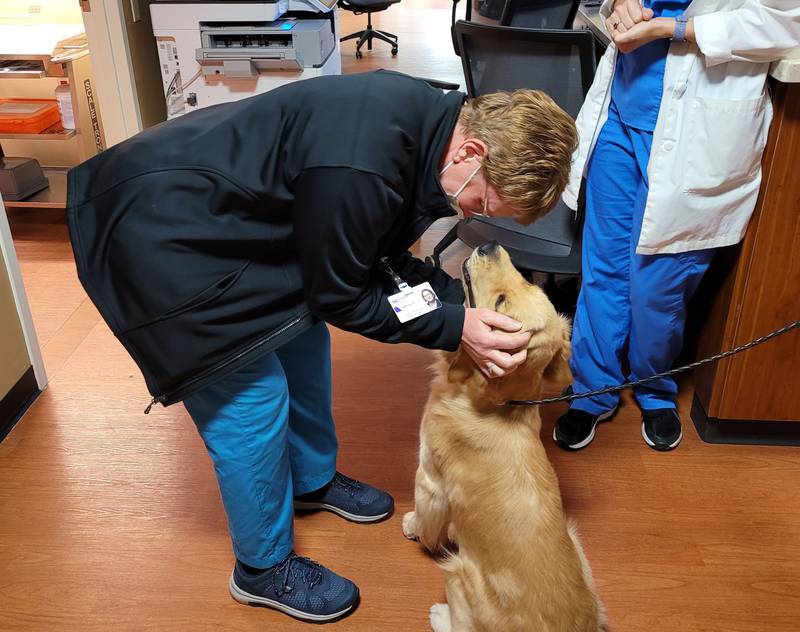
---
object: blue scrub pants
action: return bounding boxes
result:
[183,322,338,568]
[570,103,714,416]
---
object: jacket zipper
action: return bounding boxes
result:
[143,311,310,414]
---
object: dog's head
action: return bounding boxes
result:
[454,242,572,405]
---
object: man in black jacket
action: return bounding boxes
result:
[67,71,576,622]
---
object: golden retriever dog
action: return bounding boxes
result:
[402,243,607,632]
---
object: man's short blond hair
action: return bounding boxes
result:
[459,89,578,224]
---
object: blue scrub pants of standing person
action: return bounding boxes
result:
[569,102,714,417]
[183,322,338,569]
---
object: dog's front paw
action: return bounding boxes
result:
[429,603,452,632]
[402,511,419,540]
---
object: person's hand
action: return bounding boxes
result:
[606,0,654,37]
[612,17,676,53]
[461,308,532,379]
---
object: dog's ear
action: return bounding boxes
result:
[543,315,572,388]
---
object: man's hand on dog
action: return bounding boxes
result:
[462,309,531,379]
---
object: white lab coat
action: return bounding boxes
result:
[563,0,800,254]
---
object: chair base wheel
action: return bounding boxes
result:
[355,51,363,59]
[391,48,398,56]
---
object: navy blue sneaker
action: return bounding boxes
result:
[294,471,394,523]
[642,408,682,451]
[229,553,359,622]
[554,406,617,450]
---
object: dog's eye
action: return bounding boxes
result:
[494,294,506,310]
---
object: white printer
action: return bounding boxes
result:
[150,1,341,118]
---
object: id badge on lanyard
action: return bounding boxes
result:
[380,258,442,324]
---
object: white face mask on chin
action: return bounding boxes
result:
[440,157,486,219]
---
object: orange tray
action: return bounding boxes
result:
[0,98,62,134]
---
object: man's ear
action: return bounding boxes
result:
[459,137,488,160]
[543,315,572,388]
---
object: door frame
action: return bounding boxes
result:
[0,200,47,391]
[79,0,143,146]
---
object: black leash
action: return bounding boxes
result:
[507,319,800,406]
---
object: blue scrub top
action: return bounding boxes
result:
[611,0,692,131]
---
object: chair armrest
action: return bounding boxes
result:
[415,76,460,90]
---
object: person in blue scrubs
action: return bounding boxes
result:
[555,0,712,452]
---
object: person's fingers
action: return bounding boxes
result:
[625,0,642,22]
[483,329,532,351]
[642,7,654,19]
[486,350,516,372]
[481,361,502,379]
[616,5,635,29]
[609,16,628,35]
[475,331,533,351]
[614,21,647,47]
[478,344,529,379]
[625,0,649,23]
[606,15,622,34]
[507,347,528,368]
[477,308,523,332]
[492,348,526,373]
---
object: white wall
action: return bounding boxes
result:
[0,1,83,25]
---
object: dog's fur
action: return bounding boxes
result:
[403,245,608,632]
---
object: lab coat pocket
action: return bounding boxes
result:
[683,95,769,195]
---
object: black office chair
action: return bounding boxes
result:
[429,22,596,294]
[338,0,400,58]
[450,0,581,54]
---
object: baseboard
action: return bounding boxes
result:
[0,366,40,443]
[691,394,800,446]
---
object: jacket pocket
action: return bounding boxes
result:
[120,262,250,334]
[683,94,770,195]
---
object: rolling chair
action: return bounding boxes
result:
[338,0,400,58]
[450,0,581,54]
[429,22,596,308]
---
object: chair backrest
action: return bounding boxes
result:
[450,0,580,55]
[500,0,581,29]
[452,22,596,275]
[455,21,594,117]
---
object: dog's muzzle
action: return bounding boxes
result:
[462,257,476,309]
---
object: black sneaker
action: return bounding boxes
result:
[294,471,394,523]
[229,553,359,623]
[554,407,616,450]
[641,408,682,451]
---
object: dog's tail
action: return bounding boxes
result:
[567,519,611,632]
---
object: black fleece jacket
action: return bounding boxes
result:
[67,71,466,409]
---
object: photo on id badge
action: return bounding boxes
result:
[388,282,442,323]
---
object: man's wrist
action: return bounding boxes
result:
[657,17,678,39]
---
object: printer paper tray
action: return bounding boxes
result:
[197,51,302,75]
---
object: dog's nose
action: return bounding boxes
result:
[477,241,499,257]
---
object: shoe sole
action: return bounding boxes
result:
[553,407,617,451]
[641,422,683,451]
[229,573,358,622]
[293,501,392,523]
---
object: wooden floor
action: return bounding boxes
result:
[3,4,800,631]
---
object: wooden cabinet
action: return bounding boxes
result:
[692,79,800,443]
